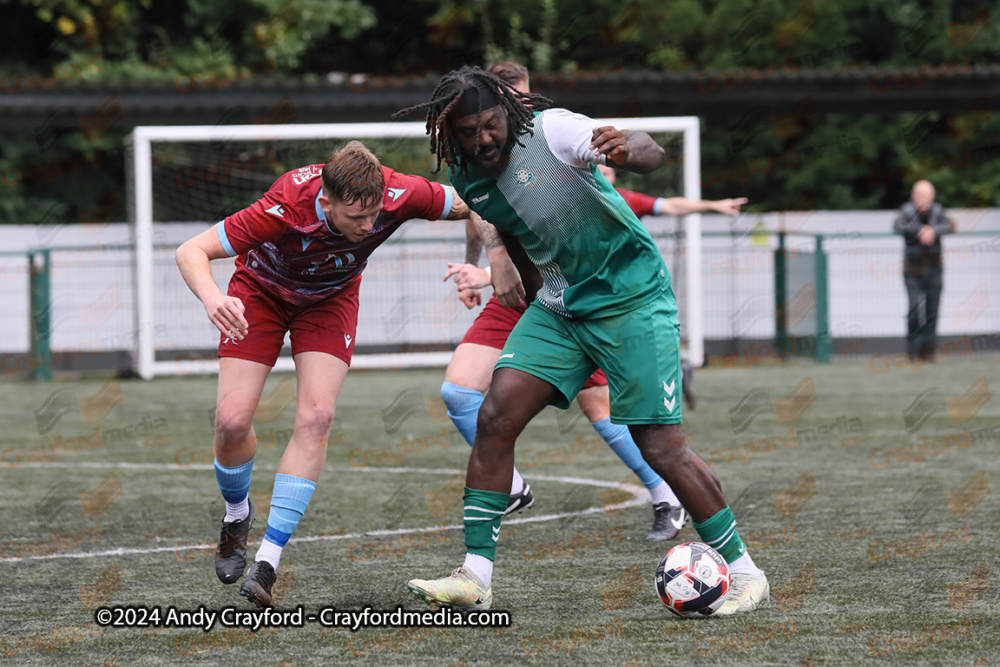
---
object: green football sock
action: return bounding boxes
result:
[463,487,509,561]
[693,506,747,563]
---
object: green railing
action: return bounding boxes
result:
[6,230,997,377]
[29,250,52,380]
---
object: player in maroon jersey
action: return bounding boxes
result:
[175,142,480,607]
[438,62,748,541]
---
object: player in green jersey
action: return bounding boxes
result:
[397,66,768,616]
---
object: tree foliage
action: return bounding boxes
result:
[1,0,998,223]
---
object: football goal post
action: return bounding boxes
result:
[126,118,702,379]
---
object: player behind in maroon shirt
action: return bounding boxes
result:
[597,162,747,406]
[175,141,476,607]
[438,62,748,541]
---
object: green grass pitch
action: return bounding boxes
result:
[1,356,998,665]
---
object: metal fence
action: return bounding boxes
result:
[2,216,999,378]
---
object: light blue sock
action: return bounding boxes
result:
[257,473,316,570]
[592,418,664,489]
[441,381,525,494]
[263,473,316,546]
[441,381,483,446]
[214,457,254,503]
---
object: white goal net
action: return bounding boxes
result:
[126,119,701,379]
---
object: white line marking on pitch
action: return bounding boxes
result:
[0,466,645,564]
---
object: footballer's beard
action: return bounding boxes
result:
[472,142,509,173]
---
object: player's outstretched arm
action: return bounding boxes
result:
[658,197,749,217]
[176,228,248,340]
[443,191,472,221]
[591,127,665,174]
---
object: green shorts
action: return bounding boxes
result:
[495,294,683,424]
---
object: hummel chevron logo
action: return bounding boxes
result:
[265,204,286,218]
[344,333,353,348]
[500,353,515,359]
[492,525,501,542]
[472,193,490,204]
[301,237,313,251]
[664,380,677,410]
[387,187,406,201]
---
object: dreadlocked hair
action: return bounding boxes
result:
[394,65,552,173]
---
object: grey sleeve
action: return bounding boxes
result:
[893,206,922,241]
[930,205,952,237]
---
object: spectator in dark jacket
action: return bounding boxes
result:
[893,180,952,360]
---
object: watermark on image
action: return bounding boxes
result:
[948,470,990,519]
[696,617,798,655]
[869,522,971,562]
[901,377,990,435]
[80,470,123,519]
[948,564,990,611]
[773,470,816,518]
[729,95,817,154]
[34,377,123,435]
[79,563,123,610]
[729,376,817,434]
[772,564,816,611]
[347,430,450,468]
[868,616,980,656]
[599,563,642,611]
[521,523,623,562]
[520,616,623,656]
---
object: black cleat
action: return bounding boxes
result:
[239,560,276,609]
[504,483,534,516]
[215,501,254,584]
[646,503,687,542]
[681,364,697,410]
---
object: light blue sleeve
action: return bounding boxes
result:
[438,185,454,220]
[215,221,237,257]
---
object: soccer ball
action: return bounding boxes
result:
[654,542,730,618]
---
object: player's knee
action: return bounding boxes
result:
[214,408,254,447]
[476,397,517,448]
[295,403,334,436]
[579,399,608,424]
[631,424,687,456]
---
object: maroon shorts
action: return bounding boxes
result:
[582,368,609,389]
[219,269,360,367]
[459,293,526,349]
[461,294,608,388]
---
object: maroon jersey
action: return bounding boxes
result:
[616,187,661,218]
[218,164,451,306]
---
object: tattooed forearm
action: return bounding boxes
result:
[471,212,505,251]
[465,219,484,266]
